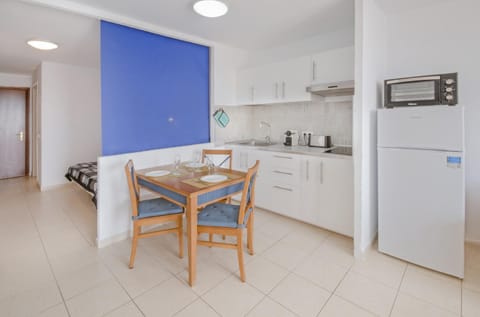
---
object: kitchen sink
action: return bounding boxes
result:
[232,139,277,146]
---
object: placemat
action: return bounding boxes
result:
[182,172,243,189]
[141,170,186,180]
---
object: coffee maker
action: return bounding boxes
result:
[283,130,298,146]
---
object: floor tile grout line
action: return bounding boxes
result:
[395,264,463,316]
[262,272,303,316]
[58,197,96,247]
[24,194,73,317]
[197,297,223,317]
[149,274,201,316]
[172,296,223,317]
[98,259,150,317]
[392,286,463,317]
[387,262,408,317]
[317,249,404,317]
[349,265,405,290]
[315,257,355,317]
[240,230,337,316]
[241,294,269,317]
[460,284,463,317]
[258,233,331,273]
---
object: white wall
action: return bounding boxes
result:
[39,61,101,189]
[0,72,32,87]
[243,27,355,68]
[383,0,480,242]
[97,142,213,247]
[212,44,248,106]
[353,0,387,254]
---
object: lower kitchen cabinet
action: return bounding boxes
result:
[302,156,353,237]
[228,146,353,237]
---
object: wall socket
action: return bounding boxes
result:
[301,131,313,137]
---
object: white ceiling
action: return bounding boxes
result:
[377,0,453,12]
[0,1,99,74]
[1,0,355,75]
[50,0,355,50]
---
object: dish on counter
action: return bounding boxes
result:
[200,174,228,183]
[145,170,170,177]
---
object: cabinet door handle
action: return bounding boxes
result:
[306,160,309,181]
[275,82,279,99]
[282,81,286,99]
[273,170,293,176]
[250,86,255,102]
[312,61,316,81]
[320,161,324,184]
[273,185,293,192]
[273,155,293,160]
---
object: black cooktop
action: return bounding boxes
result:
[325,146,352,156]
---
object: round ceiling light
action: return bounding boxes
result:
[27,40,58,50]
[193,0,228,18]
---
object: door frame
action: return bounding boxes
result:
[0,87,30,176]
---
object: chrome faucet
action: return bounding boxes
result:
[259,121,272,144]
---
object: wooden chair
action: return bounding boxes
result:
[201,149,232,170]
[125,160,184,269]
[197,160,260,282]
[201,148,233,242]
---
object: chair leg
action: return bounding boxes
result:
[247,212,254,255]
[209,233,213,247]
[178,215,184,259]
[237,231,246,282]
[129,224,140,269]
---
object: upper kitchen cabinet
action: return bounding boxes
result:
[277,56,311,103]
[236,56,311,106]
[236,67,257,105]
[311,46,354,84]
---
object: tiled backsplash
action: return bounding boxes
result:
[213,98,353,146]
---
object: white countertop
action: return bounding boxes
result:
[225,142,353,160]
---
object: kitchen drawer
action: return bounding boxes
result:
[267,167,301,186]
[269,153,301,171]
[269,183,300,217]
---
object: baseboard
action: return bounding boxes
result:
[40,182,70,192]
[96,231,130,248]
[466,238,480,246]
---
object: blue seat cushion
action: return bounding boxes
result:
[198,203,252,229]
[135,198,183,220]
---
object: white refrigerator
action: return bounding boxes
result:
[377,105,465,278]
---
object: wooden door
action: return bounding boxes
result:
[0,88,28,179]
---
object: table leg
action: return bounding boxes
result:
[186,195,198,286]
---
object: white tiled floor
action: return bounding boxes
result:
[1,177,480,317]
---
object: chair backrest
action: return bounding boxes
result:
[237,160,260,225]
[124,160,140,218]
[202,149,232,170]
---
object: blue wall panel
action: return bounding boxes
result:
[101,21,210,155]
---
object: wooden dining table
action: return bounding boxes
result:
[135,163,247,286]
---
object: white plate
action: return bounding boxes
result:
[200,174,228,183]
[145,170,170,177]
[185,162,206,168]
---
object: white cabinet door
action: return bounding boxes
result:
[300,156,321,224]
[253,63,280,104]
[317,157,354,236]
[311,46,354,84]
[301,156,353,236]
[236,69,256,105]
[277,56,311,103]
[235,57,311,105]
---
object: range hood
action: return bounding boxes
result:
[306,80,354,96]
